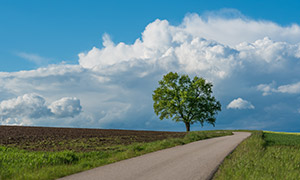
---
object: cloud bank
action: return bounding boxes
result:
[1,9,300,131]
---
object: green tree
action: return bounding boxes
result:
[152,72,221,132]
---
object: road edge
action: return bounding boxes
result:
[207,132,252,180]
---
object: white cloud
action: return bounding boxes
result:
[1,10,300,131]
[227,98,255,109]
[79,20,240,81]
[277,82,300,94]
[238,37,293,62]
[0,94,82,125]
[258,81,300,95]
[182,9,300,47]
[49,97,82,118]
[78,13,300,82]
[0,93,50,119]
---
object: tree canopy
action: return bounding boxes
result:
[152,72,221,132]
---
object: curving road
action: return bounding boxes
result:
[58,132,251,180]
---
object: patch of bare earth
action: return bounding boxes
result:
[0,126,186,152]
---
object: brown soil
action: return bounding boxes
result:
[0,126,186,152]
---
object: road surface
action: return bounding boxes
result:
[58,132,251,180]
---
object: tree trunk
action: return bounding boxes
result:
[185,122,190,132]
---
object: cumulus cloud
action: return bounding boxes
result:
[0,94,82,125]
[49,97,82,118]
[0,93,50,120]
[227,98,255,109]
[78,13,300,83]
[1,10,300,131]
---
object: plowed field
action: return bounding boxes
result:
[0,126,186,152]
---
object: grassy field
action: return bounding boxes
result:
[214,131,300,180]
[0,126,232,180]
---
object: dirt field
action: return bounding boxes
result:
[0,126,186,152]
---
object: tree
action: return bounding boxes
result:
[152,72,221,132]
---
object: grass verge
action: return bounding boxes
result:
[0,130,232,180]
[213,131,300,180]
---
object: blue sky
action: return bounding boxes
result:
[1,1,300,132]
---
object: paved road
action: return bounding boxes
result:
[58,132,251,180]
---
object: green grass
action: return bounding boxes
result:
[264,132,300,146]
[213,131,300,180]
[0,130,232,180]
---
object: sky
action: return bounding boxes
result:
[1,0,300,132]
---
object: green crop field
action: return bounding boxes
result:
[0,126,232,180]
[214,131,300,180]
[264,131,300,146]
